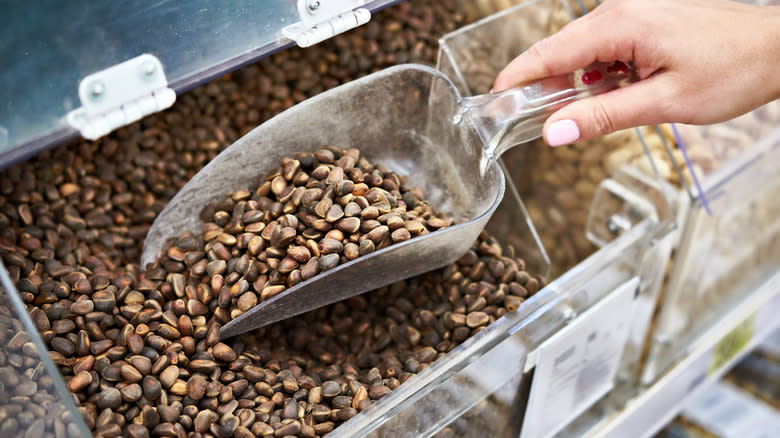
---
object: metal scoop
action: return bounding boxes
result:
[140,62,636,338]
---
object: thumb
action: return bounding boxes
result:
[542,76,673,146]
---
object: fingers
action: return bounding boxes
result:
[542,76,673,146]
[493,9,638,92]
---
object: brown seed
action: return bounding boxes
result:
[70,300,94,315]
[143,376,162,400]
[321,381,341,397]
[157,323,181,340]
[287,246,311,263]
[160,365,179,388]
[369,385,392,400]
[352,385,369,409]
[326,204,344,222]
[152,423,177,437]
[274,420,301,437]
[96,387,122,409]
[120,363,144,383]
[67,371,93,392]
[243,365,264,383]
[504,295,524,312]
[186,299,208,316]
[282,376,299,393]
[314,197,333,218]
[318,253,340,272]
[358,239,375,256]
[277,256,299,274]
[126,424,150,438]
[271,226,297,248]
[427,217,451,229]
[391,228,411,242]
[92,290,116,312]
[343,242,360,260]
[313,422,334,435]
[169,379,188,396]
[251,422,275,437]
[282,398,298,419]
[260,285,285,301]
[271,175,287,197]
[213,343,237,362]
[334,407,358,421]
[121,383,143,402]
[194,410,217,433]
[319,237,343,255]
[466,311,489,328]
[237,292,258,311]
[189,359,218,373]
[361,206,379,219]
[308,386,323,404]
[344,202,362,217]
[188,375,207,400]
[364,225,389,243]
[335,217,361,234]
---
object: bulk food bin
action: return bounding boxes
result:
[640,101,780,384]
[0,0,403,166]
[439,0,780,388]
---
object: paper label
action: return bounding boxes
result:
[710,314,755,374]
[683,380,780,438]
[520,277,639,438]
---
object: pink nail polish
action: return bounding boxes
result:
[547,119,580,146]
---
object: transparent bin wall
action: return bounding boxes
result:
[664,101,780,214]
[0,261,90,437]
[331,210,670,437]
[642,126,780,384]
[438,0,679,279]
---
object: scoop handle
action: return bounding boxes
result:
[461,61,638,159]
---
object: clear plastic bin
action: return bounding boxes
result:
[331,182,672,437]
[0,261,90,437]
[642,109,780,384]
[438,0,679,279]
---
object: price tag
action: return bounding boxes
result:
[710,314,755,374]
[519,277,639,438]
[683,380,780,438]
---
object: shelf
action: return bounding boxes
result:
[589,269,780,438]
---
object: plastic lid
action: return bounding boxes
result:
[0,0,400,167]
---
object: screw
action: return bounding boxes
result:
[308,1,320,12]
[606,213,631,235]
[561,306,577,324]
[90,81,105,99]
[142,61,157,78]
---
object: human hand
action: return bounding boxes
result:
[492,0,780,146]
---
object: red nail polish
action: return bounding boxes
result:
[582,70,603,85]
[606,61,629,74]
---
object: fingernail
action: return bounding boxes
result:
[489,88,494,93]
[546,119,580,146]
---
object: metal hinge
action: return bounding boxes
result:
[282,0,371,48]
[66,54,176,141]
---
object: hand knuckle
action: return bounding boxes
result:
[526,39,554,77]
[591,101,617,136]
